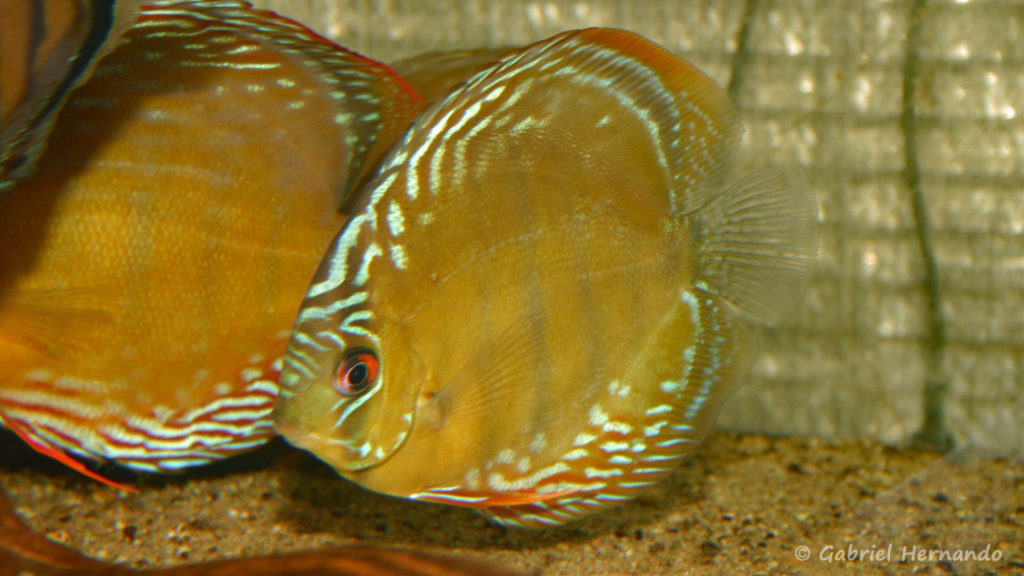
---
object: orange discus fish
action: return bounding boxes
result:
[274,28,818,528]
[0,0,141,192]
[0,1,420,479]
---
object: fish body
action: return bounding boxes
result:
[0,1,420,475]
[0,0,141,192]
[274,28,817,528]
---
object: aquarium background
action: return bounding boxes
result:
[253,0,1024,458]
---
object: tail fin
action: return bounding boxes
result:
[689,166,819,325]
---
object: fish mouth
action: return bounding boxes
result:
[274,409,409,474]
[272,417,321,457]
[270,385,376,471]
[277,426,378,472]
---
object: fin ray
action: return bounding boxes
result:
[0,289,114,360]
[432,309,548,425]
[691,166,819,325]
[1,411,138,492]
[550,28,745,216]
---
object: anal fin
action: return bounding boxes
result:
[479,493,611,528]
[1,411,138,492]
[647,284,753,444]
[411,485,582,509]
[468,288,756,529]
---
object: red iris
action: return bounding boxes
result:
[335,350,378,396]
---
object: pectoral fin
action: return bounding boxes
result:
[0,288,113,361]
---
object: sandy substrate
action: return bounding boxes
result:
[2,430,1021,575]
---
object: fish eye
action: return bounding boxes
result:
[335,349,379,396]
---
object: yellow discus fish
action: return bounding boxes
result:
[0,1,420,479]
[274,28,817,528]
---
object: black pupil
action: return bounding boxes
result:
[347,362,368,386]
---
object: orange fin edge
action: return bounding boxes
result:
[410,486,581,509]
[3,415,138,493]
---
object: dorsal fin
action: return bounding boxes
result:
[554,28,745,216]
[366,28,743,223]
[127,0,423,210]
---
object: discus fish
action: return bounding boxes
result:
[0,487,525,576]
[0,1,420,482]
[274,28,818,528]
[0,0,141,192]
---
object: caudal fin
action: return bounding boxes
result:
[689,166,819,325]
